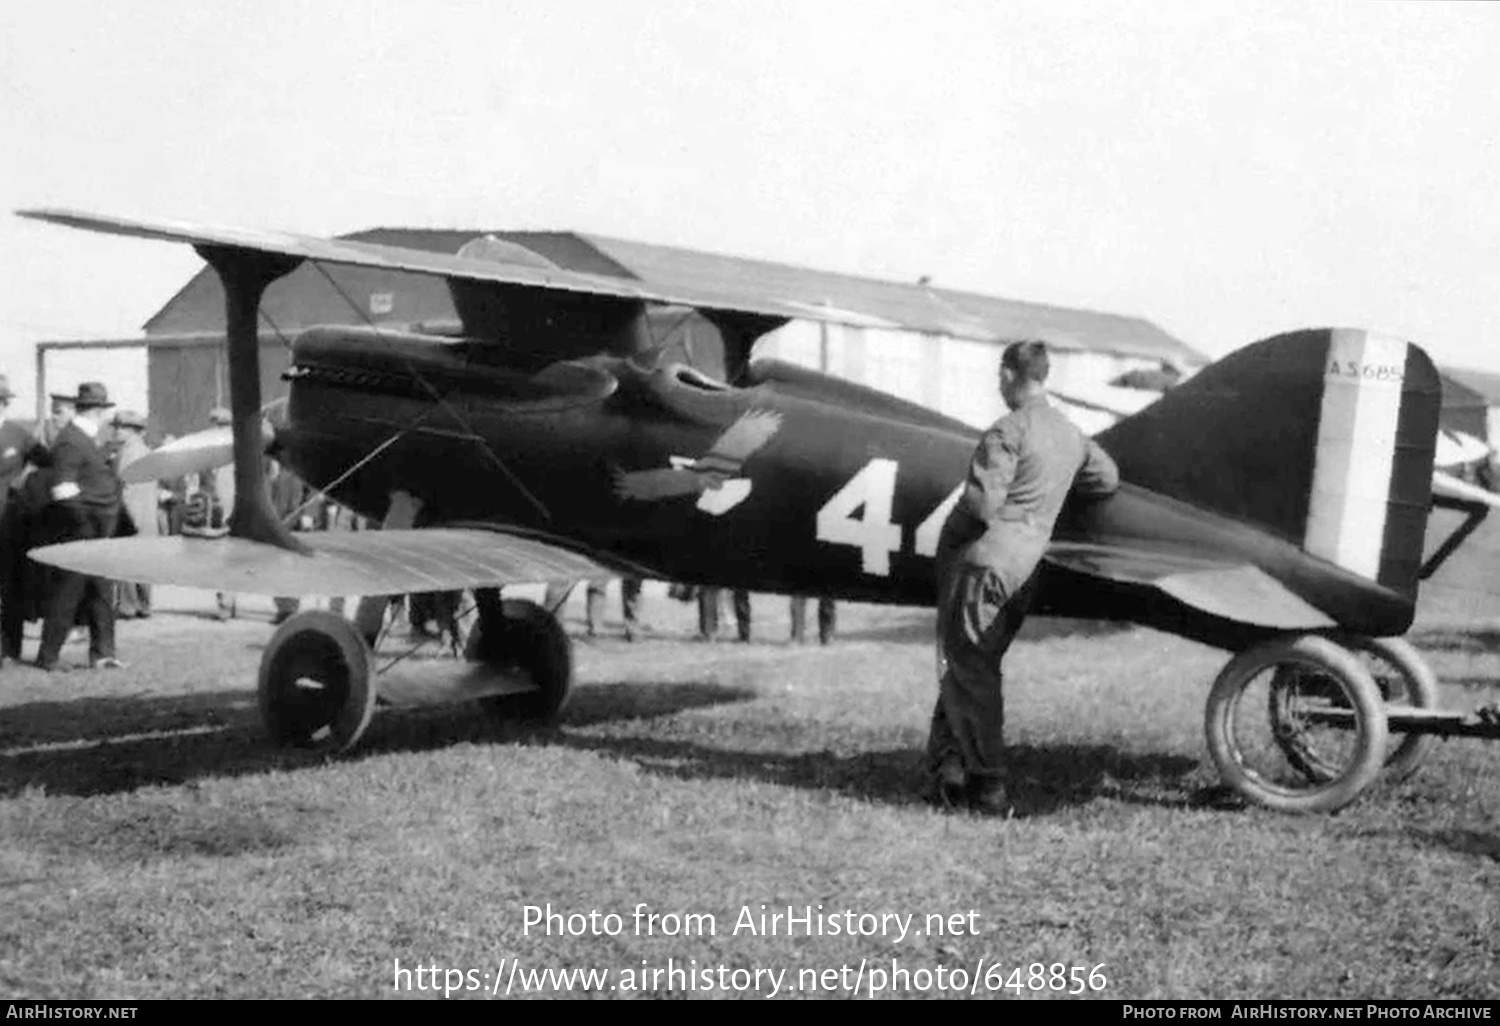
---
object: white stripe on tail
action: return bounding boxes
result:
[1303,328,1406,579]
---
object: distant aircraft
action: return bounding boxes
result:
[16,208,1500,814]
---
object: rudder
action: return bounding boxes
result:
[1096,328,1441,601]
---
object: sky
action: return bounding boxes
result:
[2,0,1498,414]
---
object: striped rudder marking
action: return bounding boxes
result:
[1303,329,1407,580]
[1096,326,1440,603]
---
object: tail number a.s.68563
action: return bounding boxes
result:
[815,459,962,575]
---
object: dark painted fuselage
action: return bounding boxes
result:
[277,326,1417,650]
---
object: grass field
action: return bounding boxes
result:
[1,545,1498,999]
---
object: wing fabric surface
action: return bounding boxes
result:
[29,529,624,596]
[1043,542,1337,629]
[16,209,897,331]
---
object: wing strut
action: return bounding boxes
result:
[196,244,309,554]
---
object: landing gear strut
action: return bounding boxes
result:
[467,594,574,724]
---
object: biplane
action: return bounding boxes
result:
[15,208,1500,815]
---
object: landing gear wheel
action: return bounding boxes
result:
[468,598,573,724]
[1268,635,1438,786]
[1205,634,1388,814]
[257,610,376,753]
[1341,636,1438,784]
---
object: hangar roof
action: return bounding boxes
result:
[142,228,1206,365]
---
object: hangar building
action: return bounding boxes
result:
[33,228,1205,441]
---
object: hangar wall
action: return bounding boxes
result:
[144,336,294,442]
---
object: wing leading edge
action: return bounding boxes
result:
[15,208,897,332]
[28,528,633,597]
[1043,542,1338,630]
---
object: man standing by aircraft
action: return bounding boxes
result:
[928,341,1119,815]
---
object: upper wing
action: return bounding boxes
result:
[28,527,637,596]
[16,209,898,331]
[1044,541,1337,629]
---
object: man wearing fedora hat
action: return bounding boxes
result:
[36,381,126,672]
[0,374,46,666]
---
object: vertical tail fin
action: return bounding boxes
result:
[1098,328,1442,601]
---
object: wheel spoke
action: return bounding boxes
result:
[1205,635,1387,813]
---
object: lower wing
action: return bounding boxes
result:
[29,527,635,596]
[1043,541,1337,630]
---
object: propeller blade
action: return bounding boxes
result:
[119,398,287,483]
[120,420,276,484]
[120,428,232,483]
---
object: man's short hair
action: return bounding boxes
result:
[1001,340,1050,384]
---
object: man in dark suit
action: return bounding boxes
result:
[0,375,46,665]
[35,382,126,672]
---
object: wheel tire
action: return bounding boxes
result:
[1274,636,1440,785]
[1344,635,1438,783]
[1205,634,1388,814]
[257,610,375,753]
[468,598,573,724]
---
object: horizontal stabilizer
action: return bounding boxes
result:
[1045,542,1337,630]
[29,528,624,596]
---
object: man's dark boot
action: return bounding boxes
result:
[967,776,1014,818]
[928,755,968,811]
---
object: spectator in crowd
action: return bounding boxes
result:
[189,406,238,619]
[268,458,316,626]
[543,576,646,640]
[35,382,127,672]
[157,434,188,535]
[320,497,361,616]
[110,410,155,619]
[696,587,751,642]
[789,596,837,645]
[0,375,45,665]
